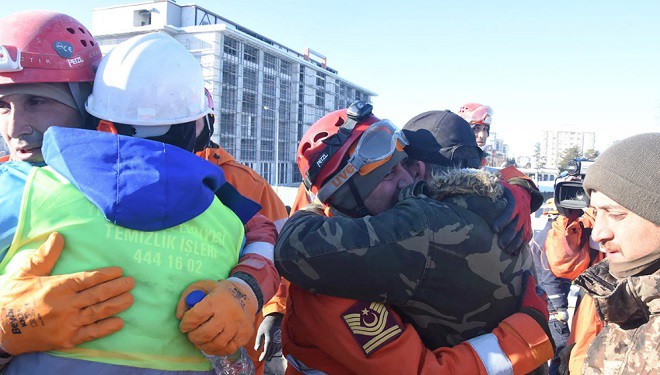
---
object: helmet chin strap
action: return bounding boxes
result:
[347,178,372,217]
[68,82,91,125]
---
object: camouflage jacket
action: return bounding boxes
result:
[575,260,659,374]
[275,169,533,349]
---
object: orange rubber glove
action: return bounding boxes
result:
[0,233,135,355]
[176,278,258,356]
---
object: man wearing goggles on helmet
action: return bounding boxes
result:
[458,102,493,148]
[0,22,278,373]
[274,103,553,374]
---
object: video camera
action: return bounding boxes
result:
[554,158,594,210]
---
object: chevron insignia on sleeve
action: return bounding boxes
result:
[341,301,403,357]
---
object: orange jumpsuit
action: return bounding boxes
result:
[198,145,289,374]
[544,208,605,375]
[280,184,553,374]
[262,184,313,321]
[283,284,553,375]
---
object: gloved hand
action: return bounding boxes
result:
[508,177,544,213]
[0,233,135,355]
[254,313,283,362]
[493,181,532,256]
[176,278,258,356]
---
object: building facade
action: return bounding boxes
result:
[540,130,596,169]
[483,131,510,167]
[91,0,375,186]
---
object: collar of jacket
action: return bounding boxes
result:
[575,260,659,328]
[428,168,503,201]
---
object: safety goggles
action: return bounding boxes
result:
[466,105,493,126]
[317,119,408,202]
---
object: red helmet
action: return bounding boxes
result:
[0,11,101,85]
[457,103,493,127]
[298,101,379,199]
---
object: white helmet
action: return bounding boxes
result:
[85,32,210,132]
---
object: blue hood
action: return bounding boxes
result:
[42,127,260,231]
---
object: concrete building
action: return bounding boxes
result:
[483,131,510,167]
[91,0,376,186]
[540,130,596,168]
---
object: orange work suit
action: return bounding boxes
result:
[198,145,288,374]
[263,183,315,324]
[544,208,605,374]
[283,284,553,375]
[565,294,603,375]
[280,190,553,374]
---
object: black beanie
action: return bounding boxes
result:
[583,132,660,225]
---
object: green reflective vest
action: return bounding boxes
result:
[0,166,244,371]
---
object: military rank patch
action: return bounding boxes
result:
[341,301,403,357]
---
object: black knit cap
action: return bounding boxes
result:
[402,110,485,168]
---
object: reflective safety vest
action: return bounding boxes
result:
[0,166,244,371]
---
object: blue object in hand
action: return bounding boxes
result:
[185,290,207,309]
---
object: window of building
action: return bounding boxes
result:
[261,163,272,184]
[264,53,278,71]
[280,81,291,100]
[281,60,292,77]
[219,113,236,136]
[242,92,257,114]
[260,140,274,160]
[223,37,239,56]
[262,97,276,117]
[219,136,235,156]
[241,113,257,138]
[133,10,152,27]
[221,87,237,111]
[316,72,325,88]
[315,90,325,107]
[261,117,275,139]
[241,139,257,161]
[243,44,259,64]
[222,62,238,87]
[243,68,258,92]
[263,74,276,97]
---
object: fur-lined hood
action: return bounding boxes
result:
[427,168,503,201]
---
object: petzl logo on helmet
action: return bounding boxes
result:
[53,41,74,58]
[316,152,329,168]
[67,56,84,67]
